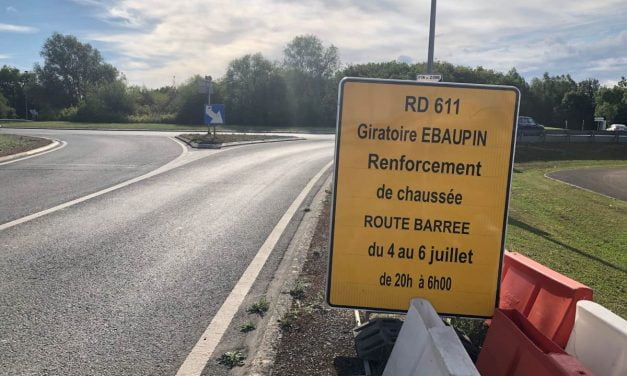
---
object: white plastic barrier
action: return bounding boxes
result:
[565,300,627,376]
[383,299,479,376]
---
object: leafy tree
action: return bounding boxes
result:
[283,35,340,127]
[35,33,118,109]
[223,53,288,126]
[595,78,627,124]
[74,80,134,122]
[0,92,16,118]
[174,76,209,125]
[528,73,577,126]
[557,90,595,130]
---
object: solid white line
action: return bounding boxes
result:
[0,139,66,166]
[544,170,624,201]
[175,160,333,376]
[0,138,188,231]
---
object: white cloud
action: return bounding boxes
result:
[0,23,38,33]
[6,6,18,13]
[78,0,627,87]
[0,53,13,59]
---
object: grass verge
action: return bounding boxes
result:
[507,143,627,317]
[0,133,51,157]
[0,121,335,134]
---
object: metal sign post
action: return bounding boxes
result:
[427,0,437,74]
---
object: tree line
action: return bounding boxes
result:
[1,32,626,129]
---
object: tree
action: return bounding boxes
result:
[74,80,135,123]
[35,33,118,109]
[595,80,627,124]
[283,35,340,127]
[558,90,595,130]
[529,73,577,126]
[223,53,288,126]
[0,92,16,118]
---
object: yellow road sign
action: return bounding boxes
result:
[327,78,519,318]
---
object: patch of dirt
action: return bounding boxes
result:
[0,134,50,157]
[272,194,364,376]
[178,133,293,144]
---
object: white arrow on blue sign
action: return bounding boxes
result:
[205,104,225,125]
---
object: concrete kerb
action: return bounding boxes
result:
[175,135,305,149]
[240,174,332,376]
[0,137,63,164]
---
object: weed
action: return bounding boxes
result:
[289,280,307,300]
[217,351,245,368]
[247,297,270,316]
[240,321,256,333]
[278,310,299,332]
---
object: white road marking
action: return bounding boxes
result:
[544,171,622,201]
[0,139,66,166]
[0,138,191,231]
[175,160,333,376]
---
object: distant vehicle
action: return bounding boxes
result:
[517,116,544,130]
[606,124,627,131]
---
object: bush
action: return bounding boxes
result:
[74,81,135,123]
[0,93,16,118]
[127,113,176,124]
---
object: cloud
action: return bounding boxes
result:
[0,23,38,33]
[77,0,626,88]
[6,6,18,13]
[0,53,13,59]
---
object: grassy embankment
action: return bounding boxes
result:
[507,143,626,317]
[0,134,51,157]
[0,121,335,134]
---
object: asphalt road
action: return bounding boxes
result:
[0,131,334,375]
[0,129,183,223]
[547,167,627,200]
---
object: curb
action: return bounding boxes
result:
[175,135,305,149]
[241,174,332,376]
[0,137,62,164]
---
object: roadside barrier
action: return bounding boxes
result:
[499,251,593,347]
[476,309,595,375]
[565,300,627,376]
[383,298,478,376]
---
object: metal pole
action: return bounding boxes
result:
[427,0,437,74]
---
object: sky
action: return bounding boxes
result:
[0,0,626,88]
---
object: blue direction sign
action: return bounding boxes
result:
[204,104,225,125]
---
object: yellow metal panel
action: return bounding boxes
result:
[327,78,519,318]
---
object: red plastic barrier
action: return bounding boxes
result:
[499,251,593,348]
[476,309,595,376]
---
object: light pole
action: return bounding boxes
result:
[427,0,437,74]
[23,70,29,120]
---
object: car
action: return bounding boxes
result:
[607,123,627,131]
[517,116,545,130]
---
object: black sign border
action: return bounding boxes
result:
[326,77,520,319]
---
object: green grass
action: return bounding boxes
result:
[507,144,627,317]
[0,120,335,134]
[0,133,50,157]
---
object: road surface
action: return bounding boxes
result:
[0,129,334,375]
[0,129,183,223]
[547,167,627,201]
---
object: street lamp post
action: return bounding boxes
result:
[23,70,29,120]
[427,0,437,74]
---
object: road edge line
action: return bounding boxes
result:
[0,138,66,165]
[175,160,334,376]
[0,137,188,231]
[544,170,622,201]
